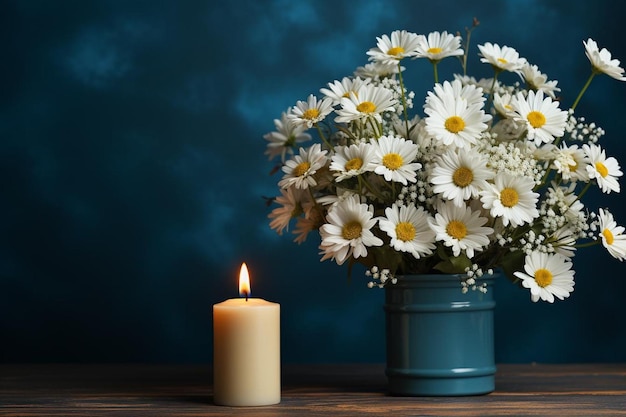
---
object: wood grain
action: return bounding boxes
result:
[1,363,625,416]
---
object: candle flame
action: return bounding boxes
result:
[239,262,251,299]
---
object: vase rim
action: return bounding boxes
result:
[392,272,498,287]
[396,271,499,278]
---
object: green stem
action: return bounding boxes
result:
[307,186,318,204]
[573,240,601,249]
[316,124,334,152]
[509,224,531,242]
[462,22,477,76]
[432,61,439,84]
[358,175,386,201]
[553,136,564,148]
[571,71,597,112]
[357,119,364,142]
[462,40,470,76]
[486,70,500,110]
[367,117,381,138]
[537,163,554,190]
[576,181,592,201]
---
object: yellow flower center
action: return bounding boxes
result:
[500,187,519,208]
[596,161,609,178]
[569,160,578,171]
[356,101,376,113]
[293,161,311,177]
[446,220,467,239]
[427,47,443,54]
[527,110,546,128]
[497,57,508,64]
[452,167,474,187]
[345,157,363,171]
[444,116,465,133]
[342,220,362,240]
[395,222,416,242]
[303,108,320,120]
[388,46,405,56]
[603,228,615,245]
[382,153,404,170]
[534,268,553,288]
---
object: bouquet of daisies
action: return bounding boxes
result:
[263,22,625,303]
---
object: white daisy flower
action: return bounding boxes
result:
[514,251,575,303]
[520,63,561,99]
[552,143,590,182]
[480,172,540,227]
[478,42,527,73]
[583,38,626,81]
[492,92,516,118]
[366,30,421,65]
[555,183,585,224]
[334,84,397,125]
[430,78,487,108]
[414,31,464,62]
[583,143,623,193]
[329,142,376,182]
[490,118,525,141]
[391,114,423,143]
[489,119,526,142]
[550,226,577,258]
[278,143,328,189]
[316,189,359,208]
[318,194,383,265]
[428,200,494,258]
[264,111,312,162]
[378,203,436,259]
[430,148,494,207]
[369,135,421,185]
[268,186,313,235]
[424,80,491,148]
[511,90,568,146]
[287,94,334,129]
[293,208,324,244]
[532,142,558,163]
[598,208,626,261]
[354,62,402,79]
[320,76,371,106]
[454,74,499,95]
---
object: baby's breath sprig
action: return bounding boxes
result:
[366,266,397,288]
[265,24,626,304]
[461,265,492,294]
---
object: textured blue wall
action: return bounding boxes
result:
[2,0,626,364]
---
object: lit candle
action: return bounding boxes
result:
[213,262,281,406]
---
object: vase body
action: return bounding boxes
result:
[384,273,496,396]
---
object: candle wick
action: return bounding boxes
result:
[245,291,249,302]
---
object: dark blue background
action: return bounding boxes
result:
[2,0,626,364]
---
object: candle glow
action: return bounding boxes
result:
[239,262,251,299]
[213,262,281,406]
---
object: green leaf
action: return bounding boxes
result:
[433,253,472,274]
[499,250,526,283]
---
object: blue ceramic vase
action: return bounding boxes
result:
[384,272,496,396]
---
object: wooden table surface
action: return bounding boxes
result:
[1,363,626,416]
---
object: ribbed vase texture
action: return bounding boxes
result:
[384,273,496,396]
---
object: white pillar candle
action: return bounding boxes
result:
[213,263,281,406]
